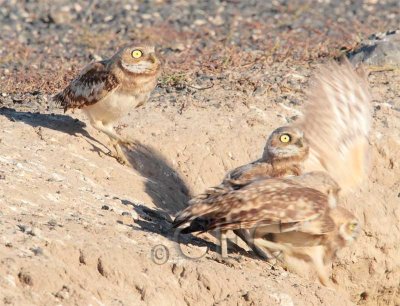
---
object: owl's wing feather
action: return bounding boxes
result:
[186,182,232,207]
[186,166,267,209]
[297,60,372,193]
[173,178,330,234]
[224,161,273,183]
[54,61,120,111]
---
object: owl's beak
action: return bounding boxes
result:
[295,139,303,147]
[149,54,158,64]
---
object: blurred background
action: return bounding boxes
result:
[0,0,399,97]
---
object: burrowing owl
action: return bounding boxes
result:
[174,60,370,285]
[188,125,310,258]
[191,60,370,206]
[255,206,360,286]
[173,172,359,286]
[54,44,161,164]
[191,125,309,206]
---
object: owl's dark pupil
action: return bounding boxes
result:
[280,134,291,142]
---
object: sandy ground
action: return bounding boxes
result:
[1,66,400,305]
[1,1,400,305]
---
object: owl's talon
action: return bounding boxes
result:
[116,156,128,165]
[115,151,130,165]
[119,140,134,147]
[105,142,130,165]
[105,150,129,165]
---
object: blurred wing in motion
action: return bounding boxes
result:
[297,60,372,193]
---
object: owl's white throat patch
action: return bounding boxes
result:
[121,61,153,74]
[268,145,299,158]
[339,224,356,243]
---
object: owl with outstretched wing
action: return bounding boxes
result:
[174,60,370,286]
[296,59,371,193]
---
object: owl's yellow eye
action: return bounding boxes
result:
[131,50,143,59]
[280,134,291,143]
[348,222,358,231]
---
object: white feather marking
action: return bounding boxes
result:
[84,91,149,123]
[121,61,154,74]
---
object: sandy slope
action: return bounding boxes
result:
[1,65,399,305]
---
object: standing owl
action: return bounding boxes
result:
[54,45,161,164]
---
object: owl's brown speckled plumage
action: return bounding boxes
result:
[174,172,337,234]
[54,44,161,164]
[190,126,309,206]
[174,60,370,286]
[257,206,360,286]
[173,172,359,286]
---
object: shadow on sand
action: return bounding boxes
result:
[0,107,107,153]
[1,107,191,215]
[123,141,192,215]
[1,107,260,260]
[118,200,256,261]
[120,144,263,261]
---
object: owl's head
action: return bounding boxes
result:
[331,207,361,245]
[116,45,161,75]
[262,126,309,162]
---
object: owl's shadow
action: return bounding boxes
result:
[120,201,263,261]
[122,141,192,215]
[1,107,85,134]
[1,107,263,260]
[0,107,107,154]
[1,107,190,215]
[120,145,268,260]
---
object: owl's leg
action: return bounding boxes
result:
[111,141,130,165]
[304,246,333,287]
[85,113,120,141]
[218,230,228,258]
[210,229,240,267]
[253,238,292,253]
[234,229,271,259]
[89,120,129,165]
